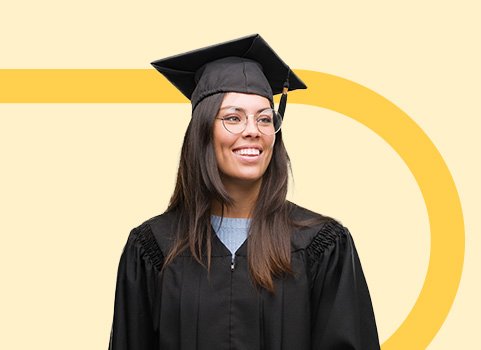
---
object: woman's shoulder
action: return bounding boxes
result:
[128,209,180,258]
[288,202,349,253]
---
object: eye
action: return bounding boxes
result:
[257,112,274,124]
[223,114,242,123]
[258,117,272,124]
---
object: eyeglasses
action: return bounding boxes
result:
[215,107,282,135]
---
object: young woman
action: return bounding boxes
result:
[109,34,380,350]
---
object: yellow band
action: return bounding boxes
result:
[0,69,465,349]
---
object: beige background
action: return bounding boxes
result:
[0,1,479,349]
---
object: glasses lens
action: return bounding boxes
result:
[257,109,282,135]
[222,109,246,134]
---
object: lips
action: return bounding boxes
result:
[232,147,262,156]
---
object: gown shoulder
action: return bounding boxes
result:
[128,220,164,271]
[288,202,347,254]
[143,209,180,256]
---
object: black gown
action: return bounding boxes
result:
[109,204,380,350]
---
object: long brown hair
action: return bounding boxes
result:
[165,93,301,292]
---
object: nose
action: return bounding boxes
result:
[242,115,260,137]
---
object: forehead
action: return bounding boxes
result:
[220,92,271,109]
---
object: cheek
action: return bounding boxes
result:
[269,135,276,148]
[213,125,236,157]
[261,137,276,166]
[265,135,276,154]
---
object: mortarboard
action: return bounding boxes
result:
[151,34,306,117]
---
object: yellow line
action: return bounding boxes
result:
[0,69,186,103]
[0,68,465,349]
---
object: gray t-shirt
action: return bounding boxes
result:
[211,215,251,258]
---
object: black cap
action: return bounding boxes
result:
[151,34,307,111]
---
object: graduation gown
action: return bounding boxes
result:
[109,204,380,350]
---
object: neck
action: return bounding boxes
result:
[211,179,261,218]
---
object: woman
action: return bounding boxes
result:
[109,34,380,349]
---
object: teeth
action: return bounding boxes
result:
[234,148,260,156]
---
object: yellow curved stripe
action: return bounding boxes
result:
[0,69,465,350]
[294,70,464,349]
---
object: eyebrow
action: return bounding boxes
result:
[219,106,270,113]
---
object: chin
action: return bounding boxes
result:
[221,172,264,187]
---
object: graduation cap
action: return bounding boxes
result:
[151,34,306,117]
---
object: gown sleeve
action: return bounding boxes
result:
[306,220,380,350]
[108,222,163,350]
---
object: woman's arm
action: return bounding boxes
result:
[307,221,380,349]
[109,222,163,350]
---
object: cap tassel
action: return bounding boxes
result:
[278,82,289,118]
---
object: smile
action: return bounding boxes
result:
[233,148,262,156]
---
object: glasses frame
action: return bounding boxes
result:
[215,107,283,136]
